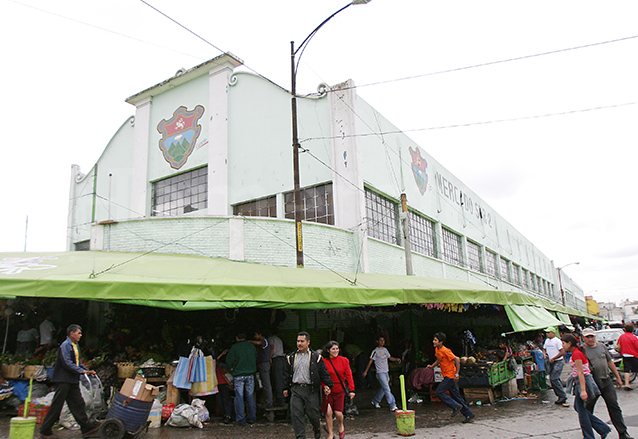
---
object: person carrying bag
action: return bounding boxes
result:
[322,341,356,439]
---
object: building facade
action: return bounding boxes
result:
[66,53,586,312]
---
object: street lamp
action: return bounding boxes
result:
[558,262,580,306]
[291,0,371,267]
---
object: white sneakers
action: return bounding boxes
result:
[390,406,398,412]
[371,401,381,409]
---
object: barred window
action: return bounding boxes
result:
[284,183,334,224]
[234,196,276,218]
[365,189,398,245]
[152,166,207,217]
[500,257,510,282]
[511,264,520,285]
[467,241,482,272]
[522,268,529,289]
[408,211,436,258]
[485,250,498,278]
[530,273,537,292]
[441,228,462,267]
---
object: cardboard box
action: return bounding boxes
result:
[119,376,159,402]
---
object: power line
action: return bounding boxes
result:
[8,0,205,60]
[333,34,638,93]
[301,101,638,143]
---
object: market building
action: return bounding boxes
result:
[62,52,585,313]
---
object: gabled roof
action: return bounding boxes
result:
[125,52,243,106]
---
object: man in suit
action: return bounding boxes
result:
[39,324,99,439]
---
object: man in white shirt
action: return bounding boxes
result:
[39,316,56,345]
[543,327,568,405]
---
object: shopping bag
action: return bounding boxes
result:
[188,348,206,383]
[191,356,218,396]
[172,357,192,389]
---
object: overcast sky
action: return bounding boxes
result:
[2,0,637,305]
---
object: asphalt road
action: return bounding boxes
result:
[2,384,637,438]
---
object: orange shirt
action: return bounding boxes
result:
[435,346,458,379]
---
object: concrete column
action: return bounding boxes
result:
[207,63,235,216]
[329,80,368,272]
[130,97,152,217]
[229,217,245,261]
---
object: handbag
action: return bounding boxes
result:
[326,357,352,405]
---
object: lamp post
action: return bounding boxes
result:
[558,262,580,306]
[291,0,371,267]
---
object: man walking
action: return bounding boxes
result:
[363,335,400,411]
[227,332,257,426]
[39,324,99,439]
[543,327,568,405]
[283,332,333,439]
[427,332,474,423]
[581,327,634,439]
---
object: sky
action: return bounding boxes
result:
[1,0,637,305]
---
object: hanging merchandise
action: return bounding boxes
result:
[190,356,218,397]
[172,357,192,390]
[188,347,207,383]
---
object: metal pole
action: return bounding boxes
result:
[401,194,413,276]
[291,41,304,268]
[2,317,9,355]
[558,268,565,306]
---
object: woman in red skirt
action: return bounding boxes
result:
[322,341,356,439]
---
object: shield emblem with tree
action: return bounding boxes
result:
[157,105,205,169]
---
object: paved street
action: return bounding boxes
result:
[2,385,637,438]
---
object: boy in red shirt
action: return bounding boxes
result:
[427,332,474,423]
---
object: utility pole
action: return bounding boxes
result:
[401,193,413,276]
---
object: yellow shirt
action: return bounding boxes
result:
[72,342,79,366]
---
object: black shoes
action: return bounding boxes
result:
[555,398,567,405]
[620,433,634,439]
[462,413,475,423]
[451,405,462,417]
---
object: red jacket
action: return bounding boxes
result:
[322,355,355,394]
[618,332,638,357]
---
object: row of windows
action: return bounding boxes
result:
[151,166,208,217]
[364,188,554,297]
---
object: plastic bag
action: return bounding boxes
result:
[191,398,209,422]
[166,403,204,428]
[34,366,48,382]
[59,374,103,429]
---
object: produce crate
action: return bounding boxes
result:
[18,404,49,424]
[459,361,510,387]
[141,366,165,378]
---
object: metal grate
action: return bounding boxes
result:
[485,250,498,278]
[234,195,277,218]
[284,183,334,225]
[408,211,436,258]
[365,189,399,245]
[467,240,482,272]
[500,257,510,282]
[511,264,520,285]
[522,269,529,289]
[151,166,208,217]
[441,228,462,267]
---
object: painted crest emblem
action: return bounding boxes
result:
[409,146,428,195]
[157,105,205,169]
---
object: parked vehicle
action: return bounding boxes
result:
[595,329,637,383]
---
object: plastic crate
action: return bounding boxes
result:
[18,404,49,424]
[459,361,510,387]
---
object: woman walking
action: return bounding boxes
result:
[561,333,611,439]
[322,341,356,439]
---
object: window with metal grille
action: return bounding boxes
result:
[467,240,482,272]
[365,189,398,245]
[500,257,510,282]
[530,273,537,291]
[284,183,334,224]
[408,211,436,258]
[442,228,462,267]
[511,264,520,285]
[485,250,498,278]
[522,269,529,289]
[234,196,277,218]
[152,166,207,217]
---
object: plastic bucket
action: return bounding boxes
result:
[395,410,415,436]
[9,417,36,439]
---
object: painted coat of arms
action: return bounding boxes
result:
[157,105,205,169]
[409,146,428,195]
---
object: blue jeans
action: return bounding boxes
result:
[574,382,611,439]
[233,375,257,425]
[436,377,473,418]
[373,372,396,407]
[548,359,567,400]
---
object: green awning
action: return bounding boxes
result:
[504,305,564,332]
[0,252,595,316]
[555,312,575,329]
